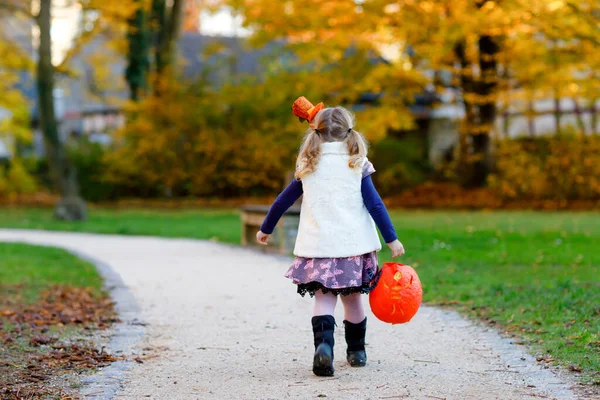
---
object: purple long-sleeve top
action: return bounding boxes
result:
[260,176,398,244]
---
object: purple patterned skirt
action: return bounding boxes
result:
[284,252,381,297]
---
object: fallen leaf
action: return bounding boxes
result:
[569,365,582,373]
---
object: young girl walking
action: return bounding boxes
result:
[256,105,404,377]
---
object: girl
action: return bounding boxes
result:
[256,106,404,377]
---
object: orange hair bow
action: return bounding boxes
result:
[292,96,324,122]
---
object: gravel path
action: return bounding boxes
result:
[0,230,580,400]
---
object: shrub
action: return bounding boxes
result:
[488,135,600,201]
[6,159,37,194]
[105,76,305,198]
[21,156,52,190]
[68,140,121,202]
[369,135,430,196]
[0,158,39,198]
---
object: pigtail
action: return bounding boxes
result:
[347,128,368,170]
[295,106,367,178]
[295,129,322,180]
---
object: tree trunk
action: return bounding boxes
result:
[592,98,598,135]
[164,0,185,69]
[150,0,167,76]
[450,0,502,188]
[471,33,499,187]
[554,94,561,134]
[37,0,86,220]
[125,1,150,101]
[150,0,184,94]
[572,98,586,135]
[151,0,184,77]
[527,98,536,137]
[453,41,476,184]
[454,36,499,187]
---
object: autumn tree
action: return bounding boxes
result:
[150,0,185,78]
[124,0,187,100]
[393,0,599,184]
[503,1,600,136]
[396,0,506,186]
[109,0,599,198]
[224,0,424,142]
[0,0,136,219]
[0,0,84,219]
[125,0,150,101]
[105,72,313,197]
[0,19,31,153]
[226,0,600,187]
[113,0,210,193]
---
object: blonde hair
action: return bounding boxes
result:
[295,106,368,180]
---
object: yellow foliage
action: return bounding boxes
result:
[0,32,32,144]
[223,0,423,125]
[223,0,600,127]
[106,75,308,196]
[488,136,600,201]
[6,159,37,194]
[0,159,38,197]
[106,30,426,196]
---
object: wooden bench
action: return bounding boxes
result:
[241,205,300,255]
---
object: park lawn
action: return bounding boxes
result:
[0,208,598,383]
[0,207,241,244]
[379,211,600,385]
[0,242,103,302]
[0,243,115,398]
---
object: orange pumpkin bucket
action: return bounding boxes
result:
[369,263,422,324]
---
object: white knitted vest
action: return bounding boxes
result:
[293,141,382,258]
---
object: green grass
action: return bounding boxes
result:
[379,211,600,383]
[0,208,598,381]
[0,242,108,397]
[0,242,103,303]
[0,208,241,243]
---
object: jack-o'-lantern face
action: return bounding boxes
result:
[369,263,422,324]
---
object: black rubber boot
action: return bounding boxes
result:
[311,315,336,376]
[344,317,367,367]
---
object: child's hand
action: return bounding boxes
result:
[387,240,405,258]
[256,231,270,246]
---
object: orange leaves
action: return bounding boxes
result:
[0,284,118,398]
[418,1,435,13]
[356,106,414,142]
[385,182,505,209]
[230,0,600,116]
[383,134,600,208]
[109,75,302,197]
[488,136,600,202]
[1,285,118,329]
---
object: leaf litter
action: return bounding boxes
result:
[0,285,119,399]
